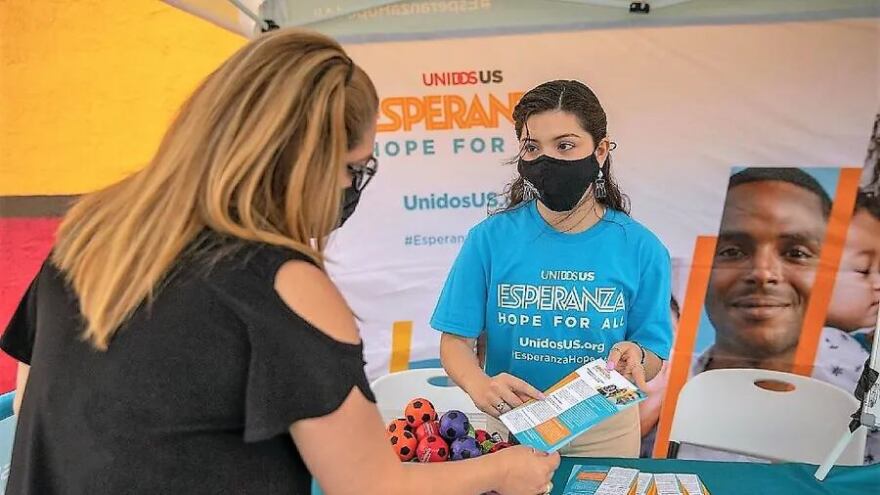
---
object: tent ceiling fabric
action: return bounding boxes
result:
[164,0,878,41]
[161,0,259,36]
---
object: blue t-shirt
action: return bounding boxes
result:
[430,201,673,391]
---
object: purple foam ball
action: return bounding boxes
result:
[451,437,482,460]
[439,410,470,441]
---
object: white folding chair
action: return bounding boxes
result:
[370,368,487,430]
[668,368,866,465]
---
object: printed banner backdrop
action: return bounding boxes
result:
[652,165,879,464]
[329,18,879,381]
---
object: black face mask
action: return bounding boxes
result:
[338,186,361,228]
[517,153,601,212]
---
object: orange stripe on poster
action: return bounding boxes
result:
[653,236,717,458]
[791,168,861,376]
[390,321,414,373]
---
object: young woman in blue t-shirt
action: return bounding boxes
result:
[432,80,673,457]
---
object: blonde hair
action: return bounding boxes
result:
[52,29,379,350]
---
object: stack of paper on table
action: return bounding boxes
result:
[561,465,640,495]
[562,467,711,495]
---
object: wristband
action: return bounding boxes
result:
[635,342,647,365]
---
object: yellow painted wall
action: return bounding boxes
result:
[0,0,246,195]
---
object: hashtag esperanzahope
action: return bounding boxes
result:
[403,234,466,247]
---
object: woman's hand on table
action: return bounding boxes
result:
[493,446,560,495]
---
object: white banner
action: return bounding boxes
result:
[327,18,879,380]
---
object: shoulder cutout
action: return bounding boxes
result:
[274,260,361,346]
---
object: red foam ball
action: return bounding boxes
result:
[489,441,512,454]
[474,429,491,444]
[404,398,438,429]
[389,430,418,462]
[416,435,449,463]
[415,420,441,442]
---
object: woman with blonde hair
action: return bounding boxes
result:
[1,29,558,494]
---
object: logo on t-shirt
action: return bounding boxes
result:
[495,269,626,331]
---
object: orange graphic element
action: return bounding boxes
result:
[653,236,717,458]
[390,321,414,373]
[377,92,523,132]
[791,168,862,375]
[576,471,608,482]
[545,372,580,395]
[535,419,571,445]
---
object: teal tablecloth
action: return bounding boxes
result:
[312,456,877,494]
[551,457,879,495]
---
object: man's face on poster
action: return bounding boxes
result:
[705,181,827,358]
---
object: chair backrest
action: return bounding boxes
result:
[370,368,487,430]
[670,368,866,465]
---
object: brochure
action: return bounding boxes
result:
[563,468,711,495]
[561,465,639,495]
[499,359,646,452]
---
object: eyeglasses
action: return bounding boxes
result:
[346,156,378,192]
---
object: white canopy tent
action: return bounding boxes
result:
[163,0,878,41]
